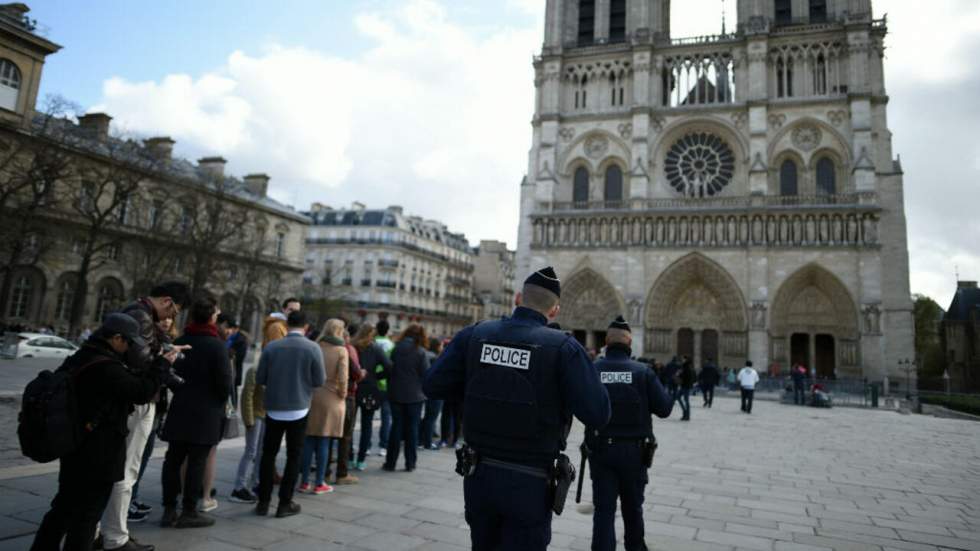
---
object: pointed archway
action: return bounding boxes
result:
[770,264,860,379]
[557,268,625,351]
[643,253,748,367]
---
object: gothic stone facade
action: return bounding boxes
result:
[516,0,914,382]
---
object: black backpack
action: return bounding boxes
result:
[356,380,383,412]
[18,357,109,463]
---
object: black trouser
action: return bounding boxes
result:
[31,465,113,551]
[591,441,648,551]
[740,387,754,413]
[701,384,715,407]
[336,397,358,479]
[794,383,805,405]
[439,401,463,446]
[258,415,307,504]
[162,440,211,512]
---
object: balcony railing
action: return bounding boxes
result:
[378,259,399,269]
[376,281,397,289]
[538,192,877,214]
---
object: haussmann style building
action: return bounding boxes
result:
[515,0,914,384]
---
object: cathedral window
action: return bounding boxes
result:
[0,59,20,111]
[604,165,623,204]
[609,0,627,44]
[813,54,827,95]
[779,160,799,196]
[776,58,794,98]
[816,157,836,195]
[664,132,735,198]
[573,167,589,206]
[809,0,828,23]
[775,0,792,25]
[578,0,595,46]
[662,53,736,107]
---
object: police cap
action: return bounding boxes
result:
[524,266,561,297]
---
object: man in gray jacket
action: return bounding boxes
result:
[255,310,325,518]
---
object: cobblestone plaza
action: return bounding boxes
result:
[1,396,978,551]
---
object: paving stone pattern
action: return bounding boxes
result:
[1,396,979,550]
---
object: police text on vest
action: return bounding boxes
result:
[480,344,531,370]
[600,372,632,384]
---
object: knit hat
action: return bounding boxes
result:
[524,266,561,297]
[608,315,630,333]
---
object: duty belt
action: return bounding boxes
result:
[481,457,550,479]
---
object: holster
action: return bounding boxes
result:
[550,453,575,515]
[455,444,478,477]
[641,435,658,468]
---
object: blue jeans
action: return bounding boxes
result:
[419,399,443,447]
[235,418,264,490]
[677,388,691,419]
[300,436,330,486]
[385,401,422,470]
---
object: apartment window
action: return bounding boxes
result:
[55,277,75,322]
[81,182,96,214]
[149,199,163,229]
[0,59,20,111]
[276,232,286,258]
[8,274,33,318]
[106,243,121,261]
[117,197,130,225]
[93,279,124,322]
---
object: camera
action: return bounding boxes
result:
[161,343,185,361]
[158,344,186,386]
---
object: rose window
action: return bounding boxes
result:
[664,132,735,197]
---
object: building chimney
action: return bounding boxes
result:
[388,205,403,215]
[351,201,366,211]
[958,281,978,289]
[311,202,332,213]
[198,156,227,178]
[78,113,112,142]
[243,173,270,197]
[144,136,174,160]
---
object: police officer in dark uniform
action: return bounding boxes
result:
[585,316,673,551]
[423,267,611,551]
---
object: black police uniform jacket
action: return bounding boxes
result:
[423,306,611,469]
[60,339,163,482]
[588,344,673,441]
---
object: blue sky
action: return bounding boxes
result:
[22,1,980,305]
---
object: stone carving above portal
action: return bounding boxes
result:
[750,302,767,330]
[791,124,823,152]
[584,135,610,159]
[558,269,623,331]
[617,122,633,140]
[827,110,849,127]
[768,113,786,130]
[862,303,882,335]
[558,127,576,142]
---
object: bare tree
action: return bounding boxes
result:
[0,96,78,317]
[181,173,243,296]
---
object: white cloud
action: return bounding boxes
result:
[92,0,538,247]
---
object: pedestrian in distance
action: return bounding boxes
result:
[334,327,365,484]
[419,337,444,450]
[229,355,265,504]
[699,358,720,408]
[373,319,396,458]
[663,356,680,405]
[255,310,325,518]
[159,297,231,529]
[677,356,695,421]
[383,324,430,472]
[29,314,173,551]
[738,361,760,414]
[423,266,612,551]
[791,363,807,405]
[261,298,301,349]
[584,316,673,551]
[299,319,348,494]
[352,323,393,470]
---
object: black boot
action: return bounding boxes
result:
[175,509,215,528]
[159,507,178,528]
[276,501,301,518]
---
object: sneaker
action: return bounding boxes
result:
[199,498,218,513]
[378,449,387,457]
[105,537,154,551]
[127,507,149,523]
[275,501,301,518]
[312,483,334,495]
[354,461,366,471]
[255,502,270,516]
[229,488,257,504]
[175,509,215,529]
[297,482,311,493]
[335,475,359,485]
[133,501,152,514]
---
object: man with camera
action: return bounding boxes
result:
[30,314,183,551]
[99,282,191,551]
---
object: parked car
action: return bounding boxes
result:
[15,333,78,359]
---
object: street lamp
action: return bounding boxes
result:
[899,358,912,400]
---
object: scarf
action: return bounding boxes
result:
[320,335,345,346]
[184,322,219,337]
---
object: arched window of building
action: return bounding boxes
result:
[573,167,589,205]
[816,157,836,195]
[276,232,286,258]
[93,279,124,322]
[0,59,21,111]
[777,58,794,98]
[609,0,626,43]
[55,276,76,322]
[8,274,33,318]
[809,0,827,23]
[779,159,799,196]
[578,0,595,45]
[775,0,792,25]
[604,165,623,203]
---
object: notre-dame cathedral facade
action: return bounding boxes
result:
[515,0,913,384]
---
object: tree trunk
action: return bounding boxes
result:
[67,237,97,338]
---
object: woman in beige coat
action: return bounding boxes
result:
[298,319,348,494]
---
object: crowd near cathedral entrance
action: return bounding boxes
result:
[515,0,915,383]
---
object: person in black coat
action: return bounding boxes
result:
[159,298,232,528]
[677,356,696,421]
[382,324,430,472]
[698,359,721,408]
[31,314,168,551]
